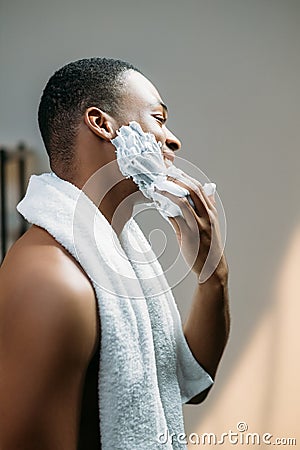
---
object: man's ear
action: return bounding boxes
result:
[84,107,117,141]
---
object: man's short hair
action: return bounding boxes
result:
[38,57,140,171]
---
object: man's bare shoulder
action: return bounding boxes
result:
[1,224,93,294]
[0,226,99,448]
[0,225,99,364]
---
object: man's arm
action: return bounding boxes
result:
[0,242,98,450]
[184,265,230,403]
[184,266,230,376]
[164,177,230,403]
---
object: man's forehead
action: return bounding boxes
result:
[124,70,165,108]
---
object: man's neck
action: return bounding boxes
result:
[80,175,145,236]
[56,160,146,236]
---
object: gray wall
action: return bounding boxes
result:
[1,0,299,433]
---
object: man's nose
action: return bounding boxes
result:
[165,127,181,151]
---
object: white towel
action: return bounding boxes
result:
[17,173,213,450]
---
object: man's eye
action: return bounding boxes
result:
[154,116,166,125]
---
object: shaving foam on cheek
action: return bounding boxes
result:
[111,121,216,220]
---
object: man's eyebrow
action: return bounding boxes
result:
[151,101,169,116]
[160,102,168,115]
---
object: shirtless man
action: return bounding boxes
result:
[0,58,230,450]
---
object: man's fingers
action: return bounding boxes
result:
[166,172,215,217]
[207,194,216,206]
[155,188,198,230]
[169,171,216,212]
[168,217,183,244]
[165,176,209,218]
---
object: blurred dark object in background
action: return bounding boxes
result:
[0,143,35,262]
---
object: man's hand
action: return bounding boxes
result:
[158,172,228,285]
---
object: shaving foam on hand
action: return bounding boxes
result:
[111,121,216,220]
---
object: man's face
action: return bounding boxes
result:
[116,70,181,164]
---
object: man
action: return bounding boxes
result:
[0,58,229,449]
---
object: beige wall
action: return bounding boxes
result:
[1,0,299,443]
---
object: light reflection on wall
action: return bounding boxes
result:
[187,227,300,449]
